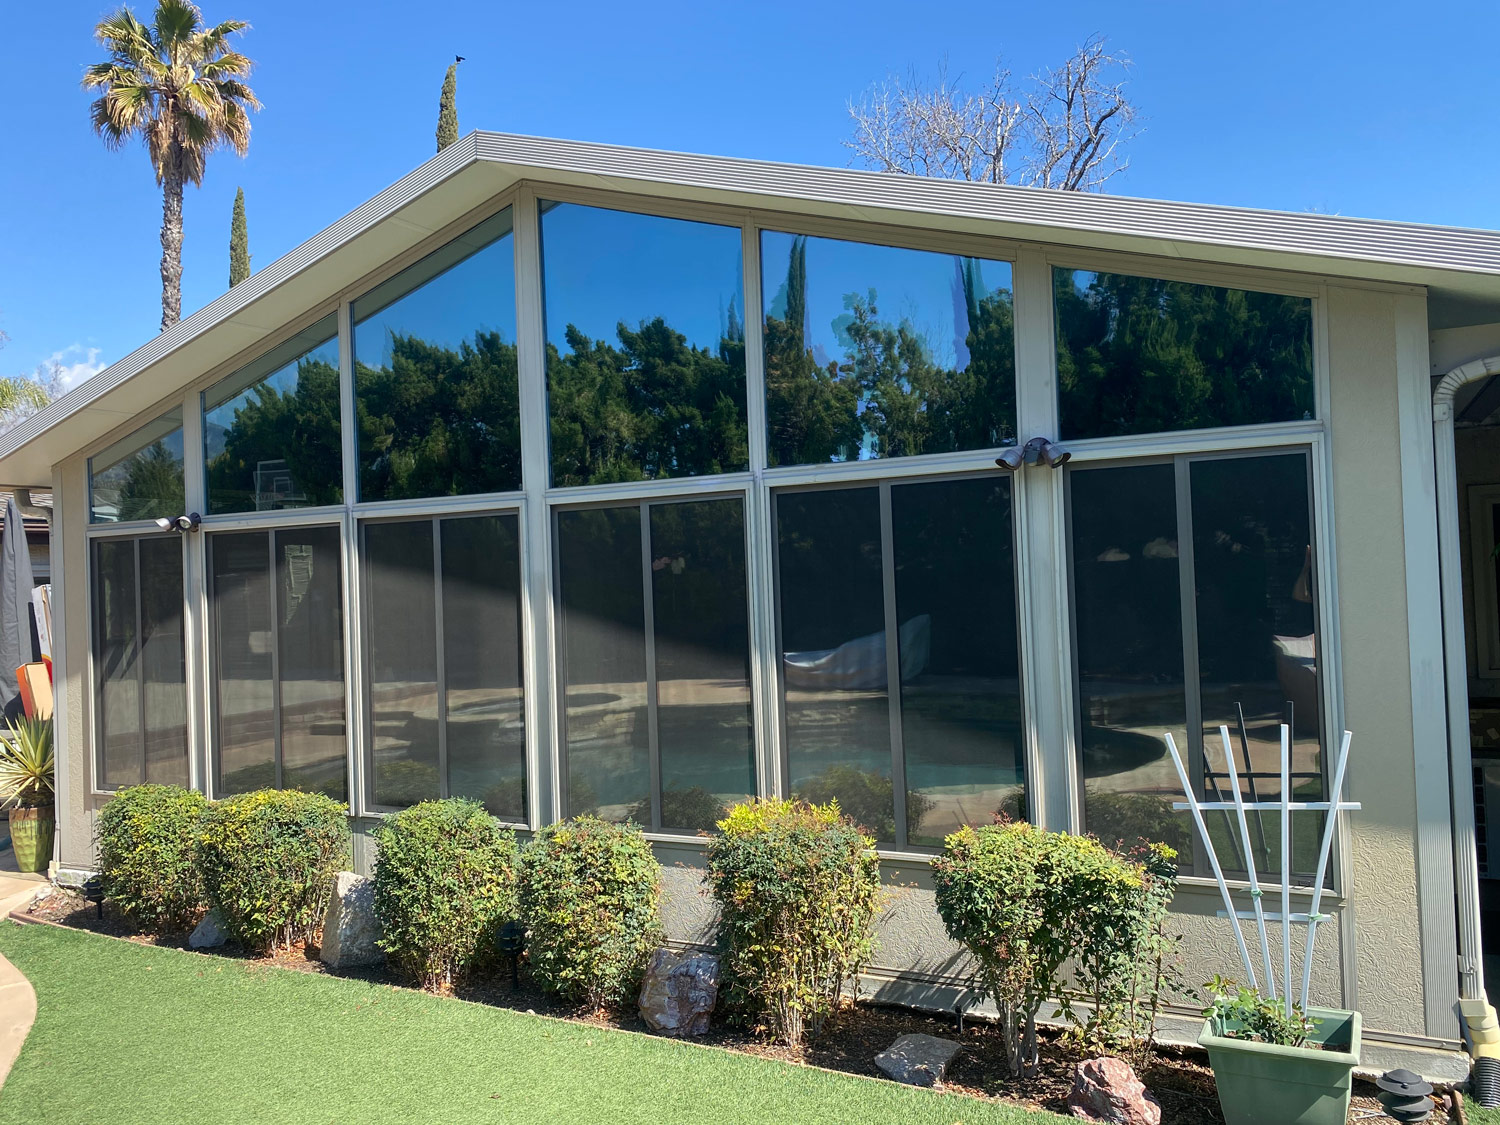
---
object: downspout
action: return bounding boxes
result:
[1433,353,1500,1003]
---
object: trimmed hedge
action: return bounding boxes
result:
[704,798,880,1046]
[96,784,209,934]
[517,816,662,1009]
[373,799,520,991]
[195,789,349,953]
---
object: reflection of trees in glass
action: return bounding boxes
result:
[764,236,1016,466]
[627,787,726,835]
[548,316,748,486]
[357,330,521,500]
[796,765,933,844]
[206,356,341,512]
[118,440,186,521]
[1055,270,1314,439]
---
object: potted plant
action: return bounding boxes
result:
[0,718,54,874]
[1199,975,1361,1125]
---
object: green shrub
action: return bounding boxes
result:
[373,799,520,991]
[932,821,1166,1077]
[195,789,349,953]
[517,816,662,1009]
[704,798,881,1047]
[96,784,208,934]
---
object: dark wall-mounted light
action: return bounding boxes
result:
[154,512,202,533]
[995,437,1071,471]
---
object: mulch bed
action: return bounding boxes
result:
[16,886,1458,1124]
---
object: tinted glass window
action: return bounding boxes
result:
[89,410,185,523]
[93,536,188,788]
[650,498,754,832]
[776,487,893,838]
[762,232,1015,466]
[1055,268,1314,440]
[892,476,1024,845]
[556,506,649,821]
[204,317,341,514]
[541,203,747,486]
[354,210,520,501]
[441,514,526,819]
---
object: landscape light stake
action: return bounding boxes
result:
[1165,721,1359,1013]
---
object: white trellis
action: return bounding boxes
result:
[1164,723,1358,1014]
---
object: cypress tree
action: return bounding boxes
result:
[436,63,459,151]
[229,187,250,287]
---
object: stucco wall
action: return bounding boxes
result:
[55,454,96,873]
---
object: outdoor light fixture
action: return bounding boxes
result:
[994,437,1072,470]
[498,919,526,989]
[81,874,105,921]
[154,512,202,533]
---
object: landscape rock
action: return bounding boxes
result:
[189,909,227,949]
[874,1033,963,1088]
[1067,1056,1161,1125]
[319,872,383,969]
[637,948,720,1036]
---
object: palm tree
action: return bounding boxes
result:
[83,1,260,332]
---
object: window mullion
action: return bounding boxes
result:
[433,519,448,801]
[880,481,907,850]
[641,503,662,832]
[268,531,284,790]
[1173,455,1208,878]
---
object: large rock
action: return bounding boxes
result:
[874,1033,963,1088]
[320,872,383,969]
[189,909,227,949]
[1067,1056,1161,1125]
[637,948,719,1036]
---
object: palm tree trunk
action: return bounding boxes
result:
[159,146,185,332]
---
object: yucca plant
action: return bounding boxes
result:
[0,718,53,809]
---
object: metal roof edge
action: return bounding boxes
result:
[470,132,1500,277]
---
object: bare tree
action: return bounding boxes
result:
[846,35,1139,191]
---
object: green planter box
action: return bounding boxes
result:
[1199,1007,1361,1125]
[10,805,54,875]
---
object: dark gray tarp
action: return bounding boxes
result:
[0,497,37,721]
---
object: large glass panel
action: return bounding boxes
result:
[1055,268,1314,440]
[204,316,341,514]
[1071,463,1194,859]
[93,539,141,788]
[365,521,439,807]
[354,210,520,501]
[276,526,346,799]
[761,232,1016,467]
[650,498,754,833]
[892,477,1025,845]
[776,487,893,839]
[541,202,747,486]
[89,410,185,523]
[210,533,276,793]
[442,514,526,820]
[138,537,187,786]
[556,507,649,821]
[1191,452,1322,875]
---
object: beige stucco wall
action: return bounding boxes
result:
[55,454,97,873]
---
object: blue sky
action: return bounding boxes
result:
[1,0,1496,387]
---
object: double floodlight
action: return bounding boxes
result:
[994,437,1072,471]
[154,512,202,533]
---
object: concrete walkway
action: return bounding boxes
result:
[0,865,44,1090]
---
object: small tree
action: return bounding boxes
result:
[846,35,1138,192]
[704,798,881,1047]
[229,185,249,286]
[436,60,459,151]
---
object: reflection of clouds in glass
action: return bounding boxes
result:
[1096,546,1131,563]
[1143,537,1178,559]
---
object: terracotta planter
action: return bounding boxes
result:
[1199,1007,1361,1125]
[10,805,54,874]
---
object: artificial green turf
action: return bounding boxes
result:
[0,923,1068,1125]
